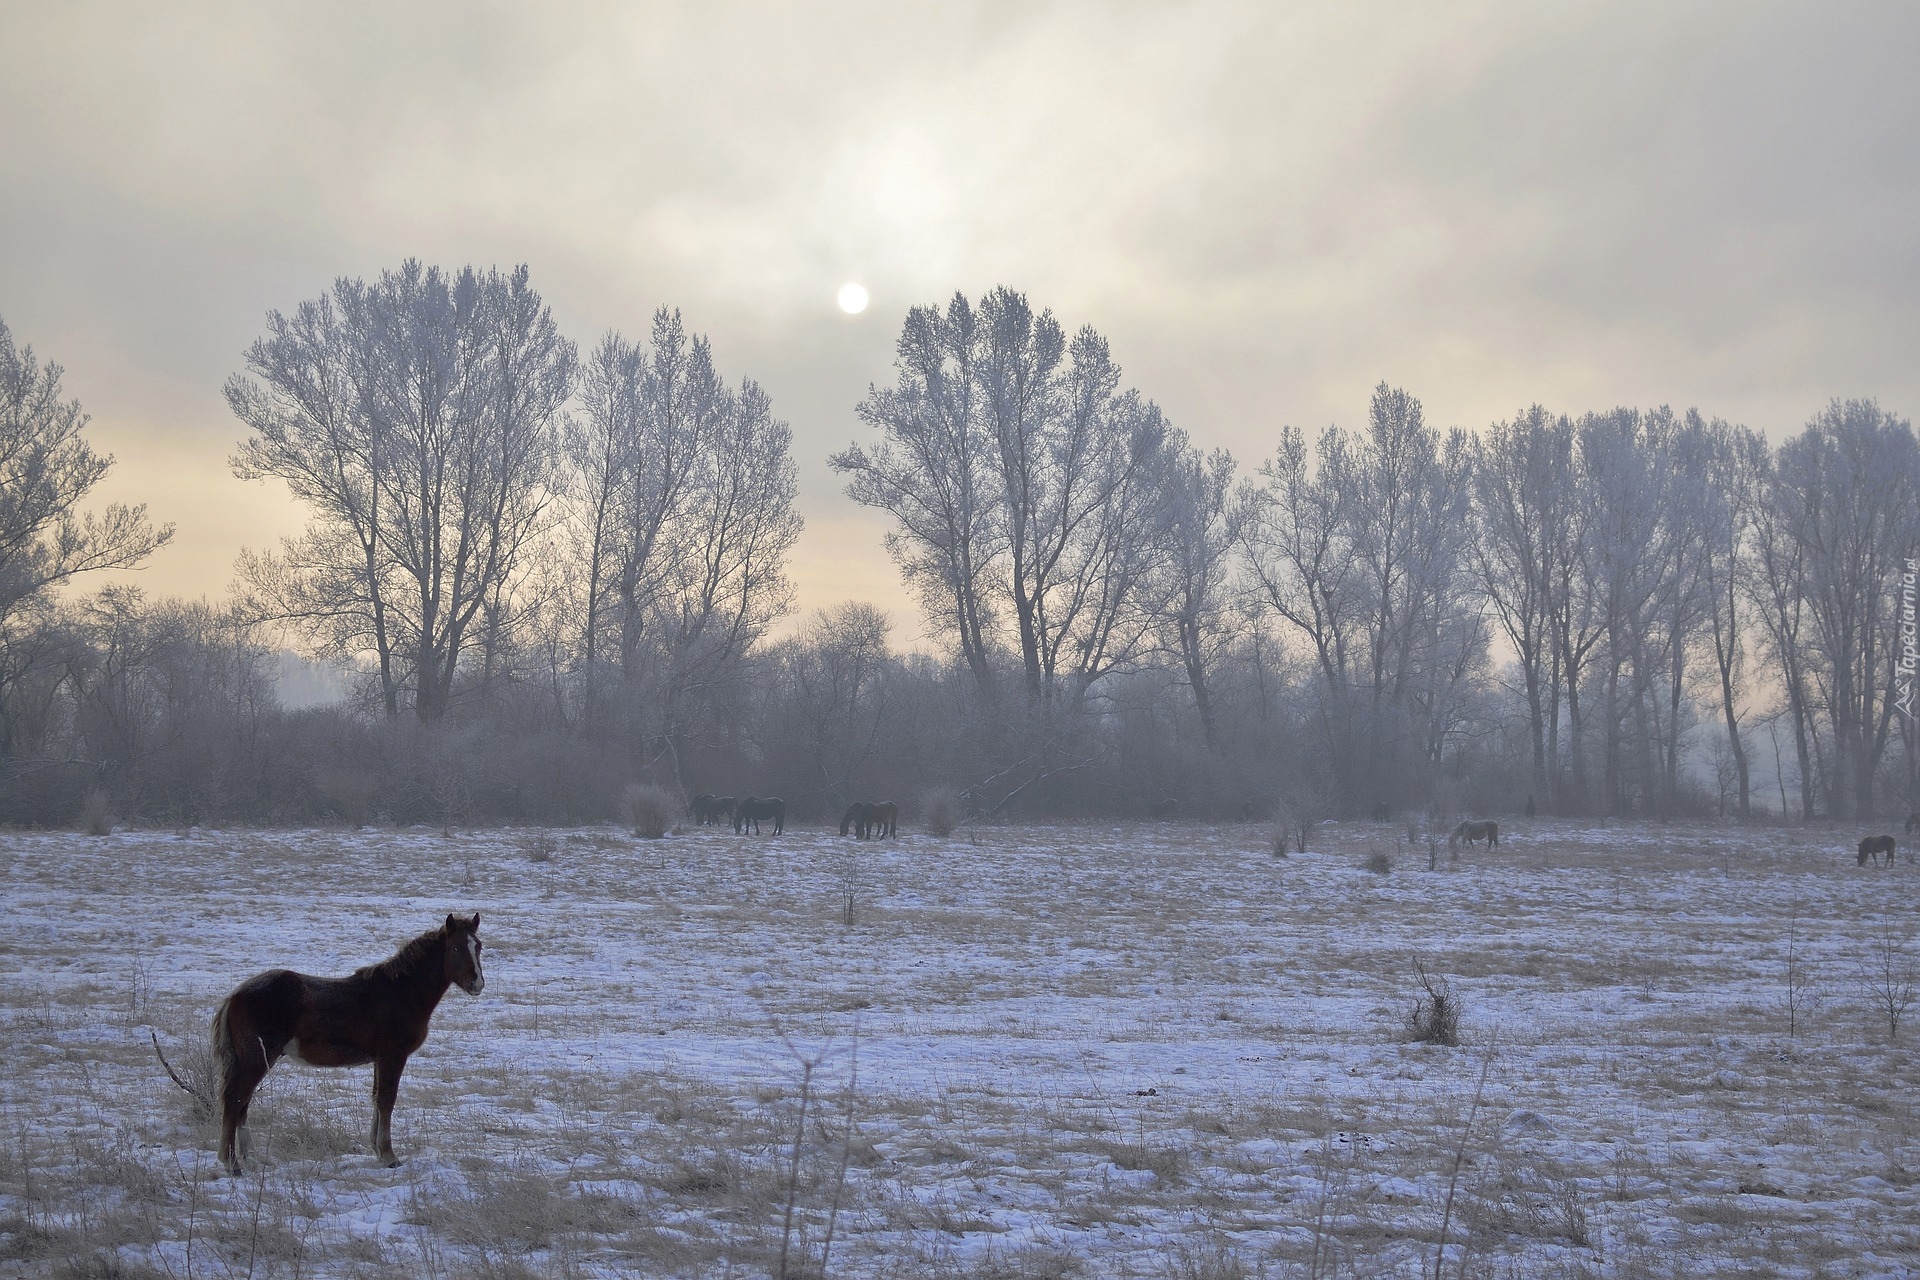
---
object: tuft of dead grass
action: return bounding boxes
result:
[1404,959,1462,1046]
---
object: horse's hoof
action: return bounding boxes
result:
[379,1154,402,1168]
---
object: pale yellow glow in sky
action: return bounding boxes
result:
[2,2,1916,646]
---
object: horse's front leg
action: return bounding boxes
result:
[370,1055,407,1167]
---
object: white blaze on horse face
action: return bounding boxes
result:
[463,934,485,994]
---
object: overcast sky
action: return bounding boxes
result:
[3,1,1916,643]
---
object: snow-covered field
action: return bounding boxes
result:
[1,818,1915,1278]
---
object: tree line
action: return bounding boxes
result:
[0,268,1913,828]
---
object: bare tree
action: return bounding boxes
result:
[230,261,575,722]
[1766,400,1920,820]
[1150,433,1242,750]
[1242,385,1479,810]
[1470,406,1572,808]
[0,316,172,632]
[559,311,800,774]
[836,288,1172,706]
[1241,424,1360,772]
[767,603,899,807]
[833,295,1000,691]
[1694,417,1766,818]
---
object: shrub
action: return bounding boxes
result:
[622,784,674,839]
[80,788,114,837]
[923,787,958,837]
[520,830,560,863]
[1405,960,1462,1045]
[1269,822,1290,858]
[1364,848,1392,875]
[315,766,377,828]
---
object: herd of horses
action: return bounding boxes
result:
[687,793,900,838]
[840,800,899,838]
[183,805,1918,1178]
[688,793,787,835]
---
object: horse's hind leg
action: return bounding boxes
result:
[219,1057,268,1176]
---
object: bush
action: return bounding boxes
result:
[1269,822,1290,858]
[923,787,958,837]
[79,787,114,837]
[622,784,674,839]
[315,766,377,828]
[1363,848,1392,875]
[520,830,560,862]
[1404,960,1462,1045]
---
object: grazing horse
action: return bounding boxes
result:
[839,801,871,837]
[707,795,738,827]
[691,794,715,825]
[213,914,484,1176]
[1370,801,1390,822]
[1858,834,1897,867]
[866,801,898,838]
[735,796,785,835]
[1449,820,1499,850]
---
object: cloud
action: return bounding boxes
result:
[2,0,1916,627]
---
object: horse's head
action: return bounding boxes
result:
[444,913,484,995]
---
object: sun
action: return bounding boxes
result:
[836,282,869,315]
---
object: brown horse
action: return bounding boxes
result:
[735,796,785,834]
[707,795,738,827]
[691,793,715,824]
[866,801,898,838]
[213,914,484,1175]
[1449,820,1499,850]
[1858,834,1896,867]
[840,801,871,837]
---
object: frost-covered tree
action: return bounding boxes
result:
[836,288,1171,704]
[228,262,575,722]
[1760,400,1920,819]
[1149,432,1241,750]
[1243,385,1479,810]
[1470,406,1573,806]
[562,310,801,755]
[0,316,171,633]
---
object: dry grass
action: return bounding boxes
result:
[2,819,1917,1275]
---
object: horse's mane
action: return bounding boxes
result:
[352,925,445,984]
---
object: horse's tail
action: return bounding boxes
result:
[211,995,238,1103]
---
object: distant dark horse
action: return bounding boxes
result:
[691,794,715,825]
[840,801,897,838]
[706,795,738,827]
[1858,834,1896,867]
[735,796,785,835]
[1449,820,1499,851]
[212,914,484,1175]
[1148,798,1180,819]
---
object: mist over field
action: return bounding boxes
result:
[2,3,1918,1276]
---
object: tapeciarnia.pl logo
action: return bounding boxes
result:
[1899,557,1918,721]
